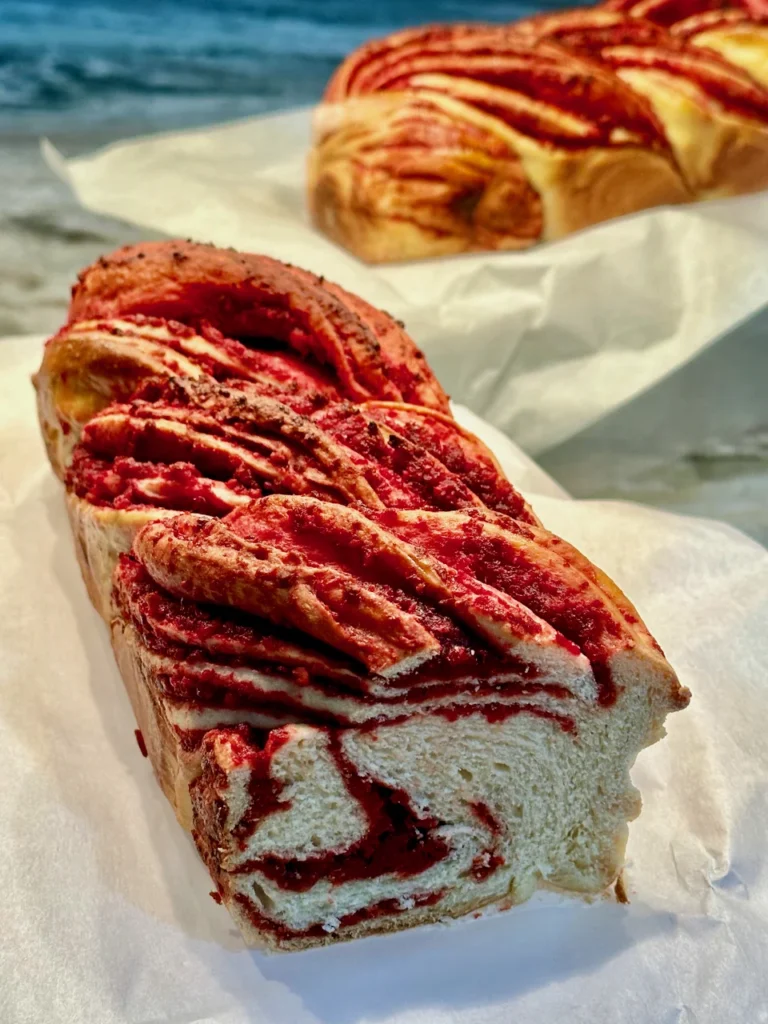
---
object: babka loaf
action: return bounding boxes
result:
[308,2,768,261]
[34,241,690,950]
[603,0,768,86]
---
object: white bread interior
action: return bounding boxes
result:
[191,655,671,952]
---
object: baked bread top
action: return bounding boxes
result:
[309,2,768,260]
[34,241,691,950]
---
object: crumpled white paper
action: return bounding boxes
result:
[45,108,768,456]
[2,334,768,1024]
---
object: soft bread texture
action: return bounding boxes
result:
[308,7,768,262]
[35,241,689,951]
[192,681,657,951]
[310,89,688,262]
[516,10,768,195]
[673,18,768,89]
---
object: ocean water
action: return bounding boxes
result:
[0,0,563,137]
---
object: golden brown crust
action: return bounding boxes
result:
[112,619,197,829]
[225,878,529,953]
[309,14,768,262]
[68,240,449,411]
[65,492,173,619]
[33,318,211,478]
[34,242,451,480]
[309,92,689,262]
[672,15,768,89]
[601,0,768,88]
[521,10,768,196]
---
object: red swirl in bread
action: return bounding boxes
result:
[34,240,448,476]
[520,8,768,196]
[63,374,534,614]
[310,11,768,261]
[603,0,768,87]
[310,24,691,262]
[119,492,685,948]
[34,241,689,950]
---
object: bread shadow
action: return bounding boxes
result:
[256,899,674,1022]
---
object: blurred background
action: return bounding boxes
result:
[1,0,554,336]
[2,0,766,543]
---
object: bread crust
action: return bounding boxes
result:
[616,65,768,197]
[309,90,690,263]
[308,18,768,262]
[35,241,690,951]
[65,493,170,619]
[112,619,198,829]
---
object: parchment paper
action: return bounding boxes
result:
[45,108,768,455]
[2,334,768,1024]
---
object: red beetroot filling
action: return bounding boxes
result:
[620,0,743,28]
[222,500,554,657]
[87,267,425,409]
[397,63,667,151]
[431,702,576,732]
[468,801,505,881]
[602,49,768,122]
[313,405,485,512]
[134,729,148,758]
[117,538,549,692]
[175,694,578,750]
[471,801,503,835]
[366,406,534,522]
[230,728,293,839]
[72,381,513,517]
[79,315,340,413]
[67,451,255,515]
[160,666,571,712]
[470,851,506,881]
[115,556,364,679]
[544,22,675,56]
[371,513,625,704]
[84,406,288,475]
[343,34,668,151]
[117,559,573,714]
[234,732,451,891]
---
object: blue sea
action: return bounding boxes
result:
[0,0,569,136]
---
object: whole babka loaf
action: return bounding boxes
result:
[34,241,690,950]
[308,0,768,262]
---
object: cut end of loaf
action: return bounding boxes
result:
[189,675,661,951]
